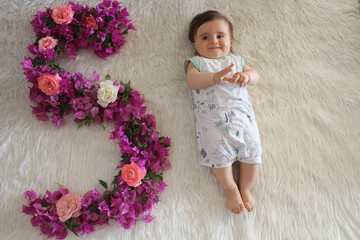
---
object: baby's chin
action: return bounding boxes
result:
[202,50,230,59]
[204,53,228,59]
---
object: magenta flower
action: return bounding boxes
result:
[24,190,37,202]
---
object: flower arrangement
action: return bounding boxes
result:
[21,1,171,239]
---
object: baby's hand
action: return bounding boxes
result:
[238,72,250,87]
[213,64,234,84]
[226,72,241,84]
[224,72,249,86]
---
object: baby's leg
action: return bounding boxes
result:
[239,163,260,212]
[212,166,245,214]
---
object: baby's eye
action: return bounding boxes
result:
[202,36,208,40]
[217,35,224,39]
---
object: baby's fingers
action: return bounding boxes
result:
[230,73,241,84]
[239,73,249,87]
[223,76,232,82]
[219,64,234,77]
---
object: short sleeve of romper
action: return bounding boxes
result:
[184,54,262,168]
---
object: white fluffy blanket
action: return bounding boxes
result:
[1,0,360,239]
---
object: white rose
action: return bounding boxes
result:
[97,80,120,108]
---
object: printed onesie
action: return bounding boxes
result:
[184,54,262,168]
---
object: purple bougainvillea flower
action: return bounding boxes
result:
[24,190,37,202]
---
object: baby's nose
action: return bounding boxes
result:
[210,37,218,44]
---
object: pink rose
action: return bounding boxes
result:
[86,15,98,30]
[52,5,74,25]
[38,36,58,51]
[121,163,146,187]
[37,73,62,96]
[56,193,82,222]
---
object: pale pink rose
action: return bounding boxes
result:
[56,193,82,222]
[52,5,74,25]
[121,163,146,187]
[38,36,58,51]
[37,73,62,96]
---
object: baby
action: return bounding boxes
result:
[184,11,262,214]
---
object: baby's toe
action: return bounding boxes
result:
[240,203,245,212]
[245,202,253,212]
[232,206,241,214]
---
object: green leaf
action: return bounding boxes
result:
[75,89,84,98]
[143,175,150,181]
[134,141,142,148]
[104,33,112,46]
[141,197,148,204]
[77,120,87,129]
[33,57,45,67]
[70,228,79,237]
[55,45,62,55]
[42,17,53,28]
[105,74,111,80]
[92,8,98,17]
[162,143,170,148]
[49,60,63,71]
[59,103,72,117]
[111,175,118,185]
[122,30,128,34]
[41,199,48,207]
[86,120,92,127]
[119,81,132,103]
[121,153,130,163]
[154,175,163,182]
[126,80,131,91]
[88,202,100,213]
[65,219,80,237]
[77,115,93,129]
[35,36,41,45]
[99,179,108,189]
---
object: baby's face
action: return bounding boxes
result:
[193,19,232,59]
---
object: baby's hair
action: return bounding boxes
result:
[188,10,234,43]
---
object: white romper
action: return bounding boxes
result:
[184,54,262,168]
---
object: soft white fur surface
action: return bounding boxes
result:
[1,0,360,239]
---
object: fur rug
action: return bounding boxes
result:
[1,0,359,239]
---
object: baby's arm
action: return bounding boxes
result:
[186,62,234,90]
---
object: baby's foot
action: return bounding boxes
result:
[240,188,256,212]
[225,186,245,214]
